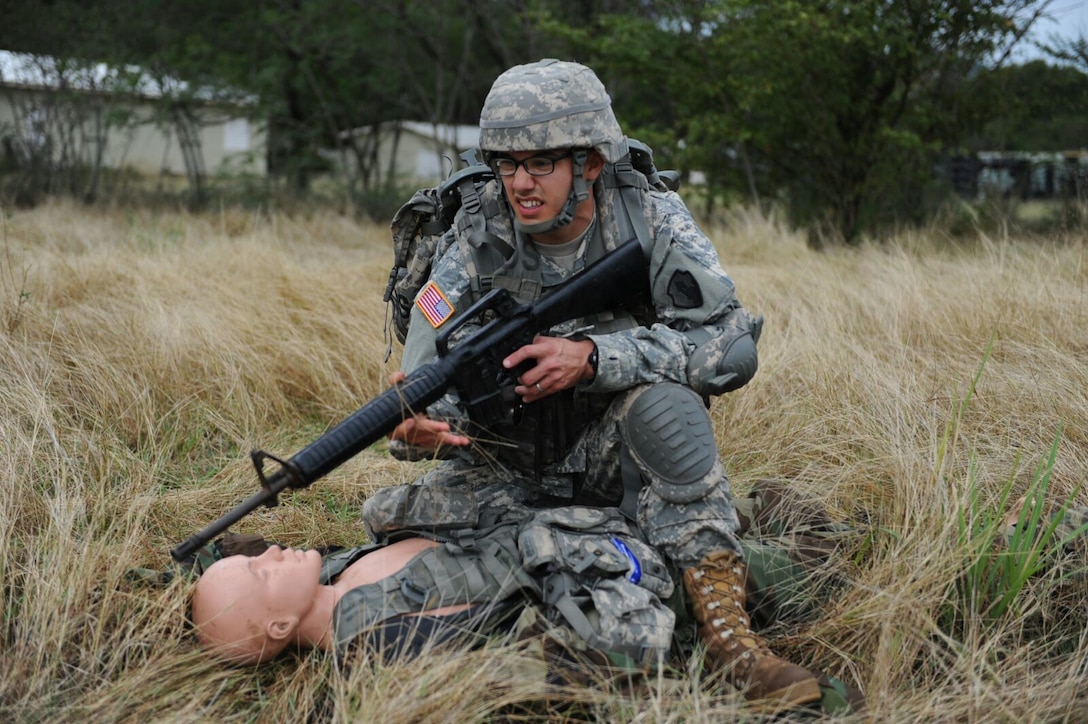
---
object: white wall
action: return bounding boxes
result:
[0,85,266,176]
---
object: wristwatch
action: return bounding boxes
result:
[588,344,599,378]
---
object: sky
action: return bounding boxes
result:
[1019,0,1088,60]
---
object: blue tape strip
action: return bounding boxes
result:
[610,536,642,585]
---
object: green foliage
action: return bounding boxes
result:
[1,0,573,196]
[348,181,422,224]
[552,0,1064,243]
[3,0,1085,237]
[936,345,1088,636]
[947,434,1078,629]
[969,60,1088,151]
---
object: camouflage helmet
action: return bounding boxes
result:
[479,59,628,163]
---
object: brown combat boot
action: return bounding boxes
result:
[684,550,822,709]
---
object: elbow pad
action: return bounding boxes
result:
[686,322,760,397]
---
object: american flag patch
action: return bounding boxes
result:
[416,281,454,329]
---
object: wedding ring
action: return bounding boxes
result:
[535,382,544,392]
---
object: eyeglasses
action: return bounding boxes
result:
[489,152,572,177]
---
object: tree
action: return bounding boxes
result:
[970,60,1088,151]
[0,1,161,204]
[556,0,1058,243]
[1040,23,1088,72]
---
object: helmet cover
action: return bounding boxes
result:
[479,59,627,162]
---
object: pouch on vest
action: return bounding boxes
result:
[386,187,447,345]
[543,574,675,670]
[518,506,674,598]
[385,151,495,345]
[518,506,676,670]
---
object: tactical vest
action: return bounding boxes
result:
[388,142,753,476]
[445,158,665,476]
[386,140,675,347]
[335,484,677,670]
[454,156,657,310]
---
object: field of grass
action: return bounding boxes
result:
[1,200,1086,722]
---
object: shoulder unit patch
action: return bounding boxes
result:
[415,280,455,329]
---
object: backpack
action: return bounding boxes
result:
[384,141,679,347]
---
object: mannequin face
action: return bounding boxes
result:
[191,546,322,664]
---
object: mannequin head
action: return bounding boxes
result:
[191,545,323,664]
[190,537,458,665]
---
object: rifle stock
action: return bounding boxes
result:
[171,239,648,562]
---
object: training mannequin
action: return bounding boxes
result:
[191,537,474,665]
[185,482,870,713]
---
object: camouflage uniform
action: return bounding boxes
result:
[394,58,817,707]
[343,485,678,671]
[397,68,759,571]
[158,479,866,711]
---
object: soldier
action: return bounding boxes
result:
[388,58,821,707]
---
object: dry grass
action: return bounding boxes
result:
[1,199,1086,722]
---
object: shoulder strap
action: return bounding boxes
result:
[385,150,500,346]
[449,139,676,304]
[600,156,655,260]
[455,179,516,298]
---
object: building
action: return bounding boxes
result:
[335,120,481,188]
[944,150,1088,201]
[0,49,266,180]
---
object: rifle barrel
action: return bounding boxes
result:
[170,239,648,562]
[170,361,454,562]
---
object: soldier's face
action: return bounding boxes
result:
[500,150,575,226]
[499,150,603,243]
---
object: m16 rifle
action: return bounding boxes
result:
[171,239,649,562]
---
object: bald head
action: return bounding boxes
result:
[191,545,323,664]
[191,556,290,664]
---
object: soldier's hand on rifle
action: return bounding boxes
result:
[504,335,597,403]
[387,371,471,450]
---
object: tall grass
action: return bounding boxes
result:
[1,200,1086,721]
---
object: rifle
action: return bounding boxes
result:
[171,238,649,562]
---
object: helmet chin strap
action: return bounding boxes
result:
[514,150,591,236]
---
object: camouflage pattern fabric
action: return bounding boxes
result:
[386,186,448,345]
[518,505,677,669]
[360,483,482,541]
[126,532,279,586]
[361,488,678,671]
[478,59,628,163]
[399,186,749,381]
[331,526,534,659]
[731,479,860,629]
[396,105,758,573]
[1054,505,1088,563]
[406,384,744,571]
[145,481,869,710]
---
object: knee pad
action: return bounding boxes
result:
[621,384,719,504]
